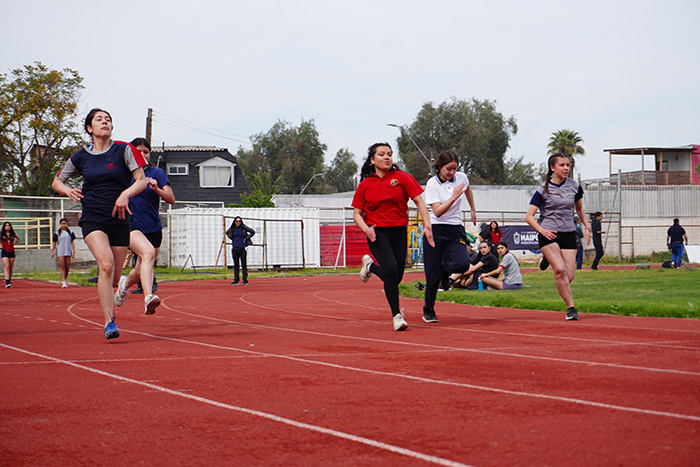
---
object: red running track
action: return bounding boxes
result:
[1,274,699,466]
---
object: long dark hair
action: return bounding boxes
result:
[497,240,519,264]
[84,108,112,140]
[2,221,16,238]
[433,150,459,173]
[57,218,72,236]
[490,221,501,235]
[544,152,567,195]
[360,142,398,180]
[130,137,152,166]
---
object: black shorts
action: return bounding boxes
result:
[130,227,163,248]
[538,230,577,250]
[81,222,130,247]
[1,250,15,259]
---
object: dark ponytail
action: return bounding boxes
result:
[544,152,567,195]
[360,142,397,180]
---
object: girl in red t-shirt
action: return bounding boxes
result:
[2,221,20,288]
[352,142,434,331]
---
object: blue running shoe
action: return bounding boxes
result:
[105,318,120,339]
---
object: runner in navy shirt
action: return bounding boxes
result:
[114,138,175,315]
[52,108,147,340]
[526,152,591,321]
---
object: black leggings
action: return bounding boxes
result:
[367,226,407,317]
[422,224,471,311]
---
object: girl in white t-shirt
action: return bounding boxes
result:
[421,150,477,323]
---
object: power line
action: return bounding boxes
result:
[151,110,251,145]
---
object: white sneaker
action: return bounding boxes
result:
[360,254,373,283]
[61,281,68,288]
[144,294,161,315]
[114,276,128,307]
[393,310,408,331]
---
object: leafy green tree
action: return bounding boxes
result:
[237,189,275,207]
[396,97,517,184]
[503,156,547,185]
[236,119,327,194]
[0,62,84,195]
[323,148,358,193]
[547,129,585,178]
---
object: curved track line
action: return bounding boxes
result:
[232,292,700,353]
[60,302,700,422]
[0,342,472,467]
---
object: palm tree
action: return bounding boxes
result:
[547,129,585,178]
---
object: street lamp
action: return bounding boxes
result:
[387,123,432,175]
[299,172,324,195]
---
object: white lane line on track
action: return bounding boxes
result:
[164,301,700,377]
[0,342,473,467]
[62,301,700,422]
[232,292,700,354]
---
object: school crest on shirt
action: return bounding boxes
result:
[391,179,398,186]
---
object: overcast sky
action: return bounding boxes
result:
[2,0,699,181]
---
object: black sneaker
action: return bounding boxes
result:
[539,257,549,271]
[566,307,579,321]
[152,278,158,293]
[422,309,439,323]
[242,280,248,285]
[131,283,144,294]
[230,281,239,285]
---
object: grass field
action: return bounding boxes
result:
[400,267,700,319]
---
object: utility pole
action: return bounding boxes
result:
[145,108,153,142]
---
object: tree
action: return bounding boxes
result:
[396,97,517,185]
[0,62,84,195]
[323,148,358,193]
[237,189,275,207]
[503,156,547,185]
[547,129,585,178]
[236,119,327,194]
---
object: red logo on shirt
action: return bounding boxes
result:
[106,163,116,170]
[391,179,398,186]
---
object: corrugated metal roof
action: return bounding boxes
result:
[152,146,225,152]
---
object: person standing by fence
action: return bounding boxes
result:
[52,108,147,339]
[2,221,20,288]
[226,216,255,285]
[591,210,606,270]
[526,152,591,321]
[51,218,76,288]
[353,142,434,331]
[666,218,688,268]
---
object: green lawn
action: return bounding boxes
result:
[400,267,700,319]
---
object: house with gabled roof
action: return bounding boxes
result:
[151,146,251,203]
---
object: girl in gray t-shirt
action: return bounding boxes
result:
[526,153,591,320]
[51,218,76,288]
[481,241,522,290]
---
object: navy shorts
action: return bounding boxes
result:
[538,230,577,250]
[1,250,16,259]
[81,222,130,247]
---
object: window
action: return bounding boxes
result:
[196,156,236,188]
[200,166,233,187]
[167,164,188,176]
